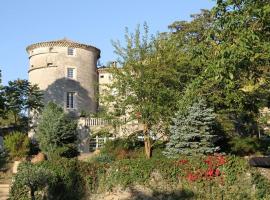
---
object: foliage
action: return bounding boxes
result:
[94,154,265,199]
[182,154,226,182]
[252,171,270,199]
[10,162,55,200]
[3,79,43,125]
[0,151,8,170]
[0,86,5,118]
[36,102,78,158]
[89,154,115,164]
[92,128,112,137]
[163,99,219,157]
[170,0,270,137]
[100,137,144,160]
[10,152,270,200]
[108,24,183,158]
[38,157,85,200]
[10,158,88,200]
[4,131,30,160]
[229,136,260,155]
[98,157,179,189]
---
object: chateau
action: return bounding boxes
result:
[25,38,146,152]
[26,39,118,152]
[27,39,104,115]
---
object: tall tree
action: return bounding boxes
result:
[109,24,182,158]
[3,79,43,125]
[172,1,270,136]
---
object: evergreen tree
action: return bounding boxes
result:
[4,79,43,125]
[163,99,219,157]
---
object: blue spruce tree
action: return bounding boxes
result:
[163,99,219,157]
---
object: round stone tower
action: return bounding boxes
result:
[26,39,100,115]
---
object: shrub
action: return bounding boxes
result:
[252,171,270,199]
[36,102,78,158]
[11,157,89,200]
[229,136,260,155]
[91,154,115,163]
[101,137,143,159]
[0,151,7,169]
[4,131,30,160]
[38,157,86,200]
[9,162,55,200]
[92,129,112,137]
[78,161,106,193]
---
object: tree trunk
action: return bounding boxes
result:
[143,124,152,158]
[30,188,35,200]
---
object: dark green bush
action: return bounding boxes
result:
[4,131,30,160]
[38,157,85,200]
[36,102,78,158]
[78,162,106,193]
[92,154,115,163]
[9,158,105,200]
[229,136,260,155]
[101,137,143,159]
[99,157,180,189]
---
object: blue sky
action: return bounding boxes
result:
[0,0,215,85]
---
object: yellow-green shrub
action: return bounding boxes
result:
[4,131,30,160]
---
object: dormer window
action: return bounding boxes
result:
[67,47,75,56]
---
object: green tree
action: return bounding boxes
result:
[3,79,43,125]
[0,88,5,118]
[109,24,182,158]
[36,102,78,158]
[10,162,55,200]
[171,1,270,137]
[163,99,219,157]
[0,70,6,118]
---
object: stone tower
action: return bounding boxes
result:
[26,39,100,115]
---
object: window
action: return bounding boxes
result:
[67,68,75,79]
[67,47,75,56]
[66,92,75,109]
[100,75,104,78]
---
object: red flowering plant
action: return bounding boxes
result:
[202,154,226,180]
[176,154,227,183]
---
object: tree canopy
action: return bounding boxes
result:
[105,0,270,157]
[109,24,184,158]
[1,79,43,125]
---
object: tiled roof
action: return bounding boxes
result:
[26,38,100,56]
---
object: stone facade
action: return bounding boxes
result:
[27,39,100,115]
[97,66,114,111]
